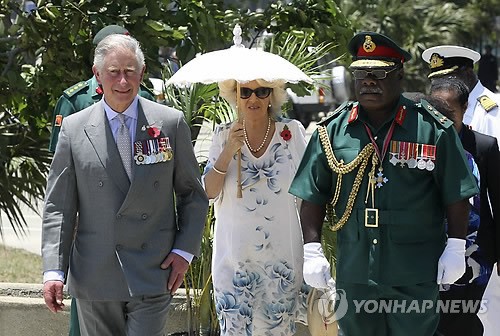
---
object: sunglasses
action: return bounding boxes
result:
[240,87,273,99]
[352,67,399,80]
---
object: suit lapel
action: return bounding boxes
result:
[84,101,130,195]
[119,100,157,211]
[461,126,477,157]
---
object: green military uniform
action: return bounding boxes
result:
[290,95,478,335]
[49,76,154,152]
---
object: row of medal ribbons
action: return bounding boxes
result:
[388,141,436,171]
[133,137,173,165]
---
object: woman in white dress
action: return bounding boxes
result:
[203,78,308,335]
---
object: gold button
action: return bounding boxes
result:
[373,238,378,244]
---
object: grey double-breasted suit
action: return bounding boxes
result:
[42,97,208,300]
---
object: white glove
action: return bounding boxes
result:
[303,242,336,289]
[437,238,466,285]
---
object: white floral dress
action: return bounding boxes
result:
[204,118,309,336]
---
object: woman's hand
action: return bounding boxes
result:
[225,122,244,155]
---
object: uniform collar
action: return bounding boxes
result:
[468,81,485,108]
[90,76,103,99]
[348,95,409,130]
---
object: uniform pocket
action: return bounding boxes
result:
[389,213,442,244]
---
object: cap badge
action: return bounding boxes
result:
[363,36,376,53]
[429,53,444,69]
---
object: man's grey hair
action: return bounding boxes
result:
[93,34,145,71]
[218,79,288,120]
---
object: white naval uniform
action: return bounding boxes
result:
[464,81,500,146]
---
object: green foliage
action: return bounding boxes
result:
[0,0,351,235]
[183,205,219,335]
[0,110,51,236]
[268,32,341,99]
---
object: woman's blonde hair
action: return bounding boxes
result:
[218,79,288,120]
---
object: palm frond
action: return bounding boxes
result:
[0,110,51,237]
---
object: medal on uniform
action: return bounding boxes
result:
[399,141,407,167]
[424,144,436,171]
[417,143,426,170]
[375,167,388,188]
[389,141,399,166]
[363,116,398,192]
[407,142,418,168]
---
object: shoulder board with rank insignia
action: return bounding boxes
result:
[419,98,453,128]
[478,95,497,112]
[317,101,354,126]
[63,81,89,99]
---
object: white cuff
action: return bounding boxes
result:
[43,270,65,283]
[171,249,194,264]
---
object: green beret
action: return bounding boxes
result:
[93,25,129,46]
[348,32,412,68]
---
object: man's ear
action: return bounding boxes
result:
[140,65,146,81]
[92,65,101,84]
[398,68,404,80]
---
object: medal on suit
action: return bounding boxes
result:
[160,137,173,161]
[134,141,146,165]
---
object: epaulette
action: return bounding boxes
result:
[419,99,453,128]
[478,95,497,112]
[317,101,354,126]
[63,81,88,98]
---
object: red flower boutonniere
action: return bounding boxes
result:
[147,126,161,138]
[141,124,161,138]
[280,125,292,141]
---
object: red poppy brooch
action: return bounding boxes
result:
[141,124,161,138]
[280,125,292,141]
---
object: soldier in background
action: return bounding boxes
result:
[49,25,154,153]
[422,45,500,147]
[47,25,155,336]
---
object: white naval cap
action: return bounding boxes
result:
[422,45,480,78]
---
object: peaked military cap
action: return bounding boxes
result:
[422,45,480,78]
[348,32,412,68]
[92,25,129,46]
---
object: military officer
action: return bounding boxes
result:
[289,32,478,336]
[47,25,155,336]
[422,45,500,147]
[48,24,154,153]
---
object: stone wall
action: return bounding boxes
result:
[0,283,311,336]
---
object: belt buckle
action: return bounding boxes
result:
[365,208,379,228]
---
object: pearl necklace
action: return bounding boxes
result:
[243,117,271,153]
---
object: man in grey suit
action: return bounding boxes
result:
[41,34,208,336]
